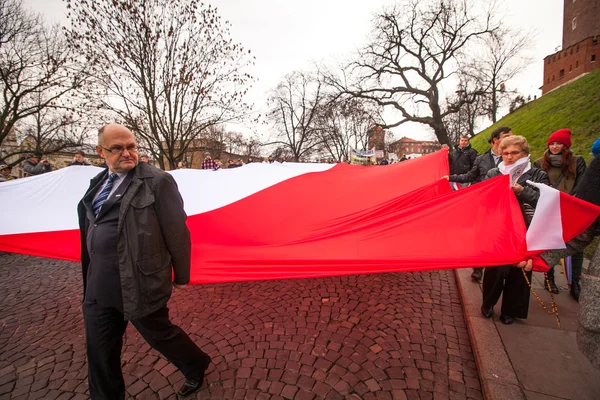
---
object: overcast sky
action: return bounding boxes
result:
[24,0,563,142]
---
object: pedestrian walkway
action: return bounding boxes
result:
[456,262,600,400]
[0,253,483,400]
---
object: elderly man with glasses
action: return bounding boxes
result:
[78,124,211,399]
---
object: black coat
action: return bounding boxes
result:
[450,149,500,184]
[449,145,477,175]
[78,163,191,320]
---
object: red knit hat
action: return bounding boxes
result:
[548,128,572,148]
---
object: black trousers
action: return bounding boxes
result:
[482,265,532,319]
[83,301,209,400]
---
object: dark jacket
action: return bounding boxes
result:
[533,154,587,195]
[77,162,191,320]
[449,144,477,175]
[450,149,500,184]
[485,166,550,225]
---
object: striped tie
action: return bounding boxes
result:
[92,173,118,216]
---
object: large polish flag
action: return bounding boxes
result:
[0,149,598,284]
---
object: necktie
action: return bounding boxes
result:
[92,173,118,216]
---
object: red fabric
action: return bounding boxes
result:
[187,175,533,283]
[559,191,600,242]
[0,230,81,262]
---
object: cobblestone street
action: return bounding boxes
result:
[0,253,482,400]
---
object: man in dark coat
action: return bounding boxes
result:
[449,127,512,184]
[78,124,210,399]
[449,135,477,176]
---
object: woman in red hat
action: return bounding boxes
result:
[534,128,587,300]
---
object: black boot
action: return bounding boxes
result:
[545,269,559,294]
[571,252,583,302]
[570,280,580,302]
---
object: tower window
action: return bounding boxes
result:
[592,54,597,62]
[572,17,577,30]
[559,69,565,79]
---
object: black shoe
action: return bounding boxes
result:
[481,305,494,319]
[177,379,201,398]
[176,355,212,398]
[500,315,515,325]
[570,282,580,302]
[471,268,483,281]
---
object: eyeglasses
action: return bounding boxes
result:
[100,145,138,155]
[501,151,523,157]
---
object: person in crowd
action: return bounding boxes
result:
[78,124,211,398]
[23,154,52,176]
[481,135,550,325]
[517,142,600,367]
[139,155,149,163]
[533,128,587,298]
[246,157,253,164]
[237,159,244,167]
[70,150,92,166]
[201,152,220,170]
[227,159,237,169]
[447,127,512,281]
[449,135,478,177]
[379,159,389,165]
[280,157,286,163]
[0,164,17,182]
[176,161,186,169]
[399,155,408,162]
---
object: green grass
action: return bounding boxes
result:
[470,69,600,259]
[471,68,600,164]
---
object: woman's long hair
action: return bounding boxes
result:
[541,147,575,178]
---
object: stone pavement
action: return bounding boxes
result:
[0,253,482,400]
[456,263,600,400]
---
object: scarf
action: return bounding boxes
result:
[498,156,531,185]
[548,153,563,168]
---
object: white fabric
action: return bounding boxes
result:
[0,163,335,235]
[525,180,566,251]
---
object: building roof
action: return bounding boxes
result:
[390,137,440,146]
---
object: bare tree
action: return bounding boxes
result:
[0,0,36,46]
[328,0,498,145]
[317,97,383,161]
[15,95,88,161]
[66,0,255,169]
[0,0,84,154]
[266,71,325,161]
[463,27,531,122]
[443,74,486,144]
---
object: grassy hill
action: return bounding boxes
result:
[470,68,600,163]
